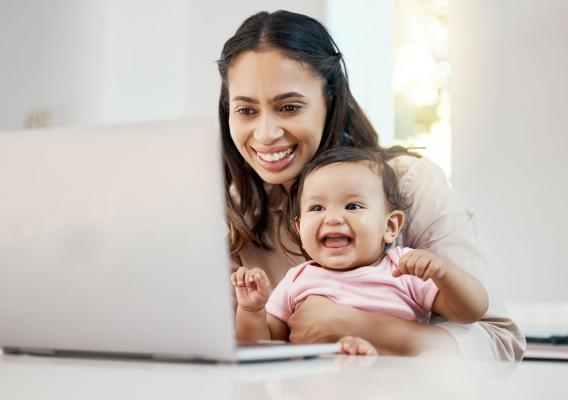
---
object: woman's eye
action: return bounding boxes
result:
[345,203,362,211]
[237,107,255,116]
[280,104,301,113]
[308,204,324,212]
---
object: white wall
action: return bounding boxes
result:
[0,1,328,131]
[100,0,191,124]
[327,0,394,144]
[449,0,568,304]
[0,0,105,129]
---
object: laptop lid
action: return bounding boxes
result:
[0,120,240,361]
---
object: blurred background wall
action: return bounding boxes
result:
[449,0,568,316]
[0,0,392,138]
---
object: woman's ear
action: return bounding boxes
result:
[383,210,405,244]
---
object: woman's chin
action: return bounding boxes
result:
[253,166,300,187]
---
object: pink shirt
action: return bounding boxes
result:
[265,246,439,324]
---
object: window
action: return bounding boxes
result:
[393,0,451,176]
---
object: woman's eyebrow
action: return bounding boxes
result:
[231,95,259,104]
[231,92,305,104]
[272,92,305,102]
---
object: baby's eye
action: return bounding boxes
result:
[280,104,302,113]
[345,203,363,211]
[308,204,324,212]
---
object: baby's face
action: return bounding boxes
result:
[296,161,392,270]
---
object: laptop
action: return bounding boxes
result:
[0,120,340,362]
[507,303,568,361]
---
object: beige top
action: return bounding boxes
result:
[233,155,526,361]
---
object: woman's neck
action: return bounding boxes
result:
[281,181,294,194]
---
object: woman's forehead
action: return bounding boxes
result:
[227,50,323,98]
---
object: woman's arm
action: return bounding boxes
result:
[391,156,526,360]
[287,296,459,356]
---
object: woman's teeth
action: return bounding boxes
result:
[257,147,294,162]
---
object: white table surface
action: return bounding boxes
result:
[1,353,566,399]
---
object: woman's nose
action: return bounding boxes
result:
[253,113,284,143]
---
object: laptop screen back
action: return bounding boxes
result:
[0,120,237,360]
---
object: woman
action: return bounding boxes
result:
[217,10,525,360]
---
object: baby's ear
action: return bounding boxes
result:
[294,216,301,233]
[383,210,405,244]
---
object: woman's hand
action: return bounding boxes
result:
[287,295,356,343]
[287,295,460,357]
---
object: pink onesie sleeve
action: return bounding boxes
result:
[265,266,298,322]
[403,275,439,312]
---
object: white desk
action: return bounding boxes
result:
[1,354,566,399]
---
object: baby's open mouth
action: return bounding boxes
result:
[322,234,352,248]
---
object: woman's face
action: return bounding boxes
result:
[227,49,327,189]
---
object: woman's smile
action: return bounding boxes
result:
[253,144,297,172]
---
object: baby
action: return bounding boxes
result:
[231,146,489,355]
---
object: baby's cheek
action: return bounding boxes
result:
[299,226,317,248]
[360,234,383,256]
[301,238,318,259]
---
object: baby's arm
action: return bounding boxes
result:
[231,267,288,342]
[394,250,489,324]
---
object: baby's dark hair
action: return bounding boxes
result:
[279,146,411,259]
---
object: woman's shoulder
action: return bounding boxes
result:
[387,155,446,197]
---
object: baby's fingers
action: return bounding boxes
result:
[254,273,271,297]
[339,336,377,356]
[392,268,403,277]
[244,270,258,291]
[393,254,411,277]
[359,343,378,356]
[396,251,421,277]
[339,336,356,355]
[413,256,431,279]
[234,267,250,287]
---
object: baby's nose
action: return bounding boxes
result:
[324,211,346,225]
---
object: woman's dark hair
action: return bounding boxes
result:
[217,10,414,255]
[279,146,411,259]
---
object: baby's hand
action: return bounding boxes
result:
[392,249,447,282]
[339,336,377,356]
[230,267,271,312]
